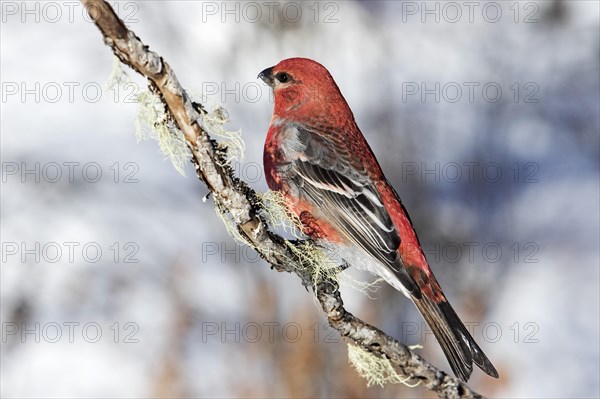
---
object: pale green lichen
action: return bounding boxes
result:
[134,90,191,175]
[105,57,191,175]
[339,273,385,299]
[187,89,245,164]
[286,240,341,286]
[202,105,244,164]
[106,59,244,176]
[256,190,341,287]
[347,344,420,388]
[106,56,131,89]
[257,190,303,238]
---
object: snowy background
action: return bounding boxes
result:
[1,1,599,397]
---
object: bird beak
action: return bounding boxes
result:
[258,66,275,87]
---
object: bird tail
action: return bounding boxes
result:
[413,294,499,381]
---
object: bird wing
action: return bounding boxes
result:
[281,124,420,297]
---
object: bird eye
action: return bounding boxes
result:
[276,72,290,83]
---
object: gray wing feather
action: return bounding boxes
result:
[279,125,419,295]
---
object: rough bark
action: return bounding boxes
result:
[80,1,486,398]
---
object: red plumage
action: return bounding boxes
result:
[260,57,498,381]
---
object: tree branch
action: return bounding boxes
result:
[81,1,486,397]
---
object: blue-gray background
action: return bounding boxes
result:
[1,1,599,397]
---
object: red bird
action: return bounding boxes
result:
[259,58,498,382]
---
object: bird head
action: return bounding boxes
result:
[258,58,353,125]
